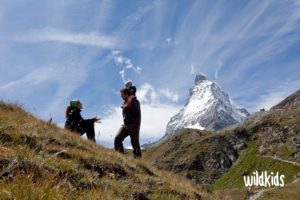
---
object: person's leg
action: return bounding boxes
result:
[86,126,96,142]
[114,125,129,153]
[82,120,96,142]
[128,125,141,158]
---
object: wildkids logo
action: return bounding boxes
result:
[243,171,285,187]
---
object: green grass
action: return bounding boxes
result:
[212,142,300,190]
[145,130,220,169]
[277,144,297,159]
[0,175,63,200]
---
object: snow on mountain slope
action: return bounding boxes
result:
[164,74,249,137]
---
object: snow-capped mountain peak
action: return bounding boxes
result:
[164,74,249,137]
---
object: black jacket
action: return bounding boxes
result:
[64,108,94,134]
[122,97,141,126]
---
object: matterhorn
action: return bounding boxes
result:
[165,74,250,137]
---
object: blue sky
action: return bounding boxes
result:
[1,0,300,147]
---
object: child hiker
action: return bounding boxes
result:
[64,100,100,142]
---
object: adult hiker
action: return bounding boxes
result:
[114,88,142,158]
[64,100,100,142]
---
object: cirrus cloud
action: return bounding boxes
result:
[11,27,120,49]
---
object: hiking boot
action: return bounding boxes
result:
[133,149,142,158]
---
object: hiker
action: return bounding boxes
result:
[114,88,142,158]
[64,100,100,142]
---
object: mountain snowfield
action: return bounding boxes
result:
[164,74,250,137]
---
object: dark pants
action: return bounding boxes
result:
[80,120,96,143]
[114,124,141,157]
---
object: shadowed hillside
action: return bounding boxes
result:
[0,101,224,200]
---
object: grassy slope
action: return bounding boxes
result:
[144,129,223,162]
[145,109,300,199]
[212,142,300,190]
[206,110,300,199]
[227,109,300,159]
[0,101,221,200]
[144,129,215,169]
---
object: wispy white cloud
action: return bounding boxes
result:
[11,27,120,48]
[151,0,300,107]
[138,83,179,104]
[138,83,159,104]
[95,106,123,145]
[110,50,142,83]
[214,60,223,80]
[190,63,196,75]
[165,37,172,45]
[211,1,300,82]
[163,37,178,47]
[0,49,95,120]
[0,67,55,90]
[159,88,179,103]
[166,1,299,72]
[250,79,300,111]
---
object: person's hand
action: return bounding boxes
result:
[93,117,101,123]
